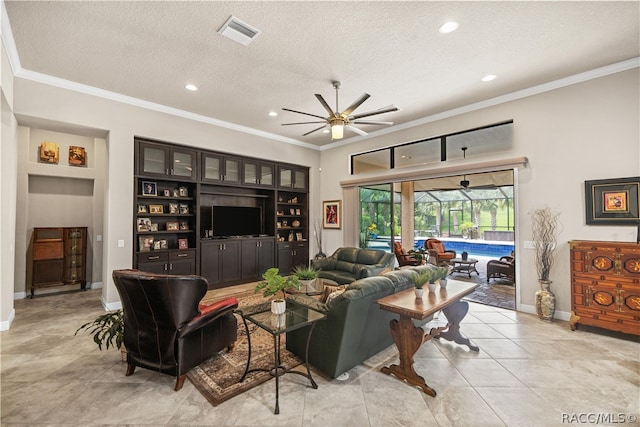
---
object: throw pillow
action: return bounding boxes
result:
[320,285,342,304]
[325,288,346,305]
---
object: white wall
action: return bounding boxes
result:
[319,68,640,317]
[10,77,321,310]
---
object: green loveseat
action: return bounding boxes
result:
[285,264,435,379]
[310,247,396,285]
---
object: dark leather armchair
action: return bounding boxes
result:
[393,242,418,266]
[112,269,238,391]
[487,255,515,282]
[424,238,456,264]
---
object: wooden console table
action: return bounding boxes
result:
[377,280,479,396]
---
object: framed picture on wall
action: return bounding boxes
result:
[323,200,341,229]
[585,177,640,225]
[68,146,86,166]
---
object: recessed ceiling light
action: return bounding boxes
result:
[322,129,330,134]
[481,74,497,82]
[268,111,278,117]
[185,84,198,91]
[439,21,459,34]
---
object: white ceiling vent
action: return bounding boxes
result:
[218,16,261,46]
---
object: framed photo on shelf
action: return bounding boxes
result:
[153,241,162,250]
[166,221,179,231]
[290,208,295,215]
[169,203,178,214]
[163,189,171,197]
[178,238,189,250]
[150,223,158,232]
[179,221,189,230]
[139,236,154,252]
[296,209,301,215]
[179,186,188,197]
[323,200,341,229]
[137,203,147,213]
[296,232,303,241]
[180,204,189,214]
[137,217,151,232]
[585,177,640,225]
[149,204,163,214]
[173,189,180,197]
[142,181,157,196]
[159,239,168,249]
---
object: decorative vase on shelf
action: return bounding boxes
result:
[535,280,556,321]
[271,299,286,315]
[414,288,424,299]
[292,220,301,228]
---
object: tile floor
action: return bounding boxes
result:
[1,287,639,426]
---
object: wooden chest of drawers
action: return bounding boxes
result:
[569,240,640,335]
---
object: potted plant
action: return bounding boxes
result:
[292,264,320,293]
[432,266,450,288]
[531,207,560,321]
[75,309,125,361]
[408,247,428,264]
[412,270,434,298]
[255,267,301,314]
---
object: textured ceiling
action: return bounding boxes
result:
[4,1,640,147]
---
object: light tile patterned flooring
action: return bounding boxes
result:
[1,287,638,426]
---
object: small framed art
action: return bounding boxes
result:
[39,142,59,163]
[169,203,178,214]
[179,186,188,197]
[323,200,341,229]
[585,177,640,225]
[166,221,179,231]
[180,204,189,214]
[142,181,157,196]
[178,238,189,250]
[163,189,171,197]
[149,204,163,214]
[137,217,151,232]
[137,203,147,213]
[68,146,86,166]
[139,236,154,252]
[179,221,189,230]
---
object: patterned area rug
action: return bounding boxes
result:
[187,289,303,406]
[449,258,516,310]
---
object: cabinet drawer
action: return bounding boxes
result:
[33,242,64,260]
[170,249,195,260]
[138,252,169,263]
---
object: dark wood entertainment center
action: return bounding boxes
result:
[133,138,309,288]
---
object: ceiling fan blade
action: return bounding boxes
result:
[467,184,499,190]
[282,108,326,120]
[346,124,368,136]
[314,94,336,117]
[349,105,399,120]
[302,125,327,136]
[281,121,327,126]
[351,120,394,125]
[341,93,370,117]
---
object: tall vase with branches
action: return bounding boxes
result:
[313,219,326,258]
[531,207,560,321]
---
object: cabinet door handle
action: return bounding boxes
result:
[169,263,173,271]
[177,253,188,257]
[148,256,160,260]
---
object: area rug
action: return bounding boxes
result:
[447,260,516,310]
[187,289,303,406]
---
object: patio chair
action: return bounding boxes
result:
[487,255,515,282]
[393,242,419,267]
[424,238,456,264]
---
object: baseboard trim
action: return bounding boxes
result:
[519,303,570,321]
[0,308,16,331]
[102,296,122,312]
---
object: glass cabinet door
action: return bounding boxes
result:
[279,168,292,188]
[260,164,274,186]
[294,170,306,190]
[203,155,222,182]
[244,162,258,185]
[141,144,167,176]
[172,150,194,178]
[224,158,240,183]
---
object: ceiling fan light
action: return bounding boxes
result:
[331,123,344,139]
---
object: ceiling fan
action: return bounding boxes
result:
[281,81,398,140]
[433,147,499,191]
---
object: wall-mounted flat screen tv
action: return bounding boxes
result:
[211,205,263,237]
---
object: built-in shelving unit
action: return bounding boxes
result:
[133,137,309,288]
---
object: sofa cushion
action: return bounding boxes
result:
[336,247,359,263]
[356,249,384,265]
[336,260,356,273]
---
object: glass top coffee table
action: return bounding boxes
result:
[237,299,326,414]
[450,258,479,278]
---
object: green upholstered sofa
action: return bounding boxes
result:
[310,247,396,285]
[285,264,435,379]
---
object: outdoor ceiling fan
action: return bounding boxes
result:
[281,81,398,140]
[433,147,499,191]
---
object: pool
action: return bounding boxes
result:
[415,237,514,258]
